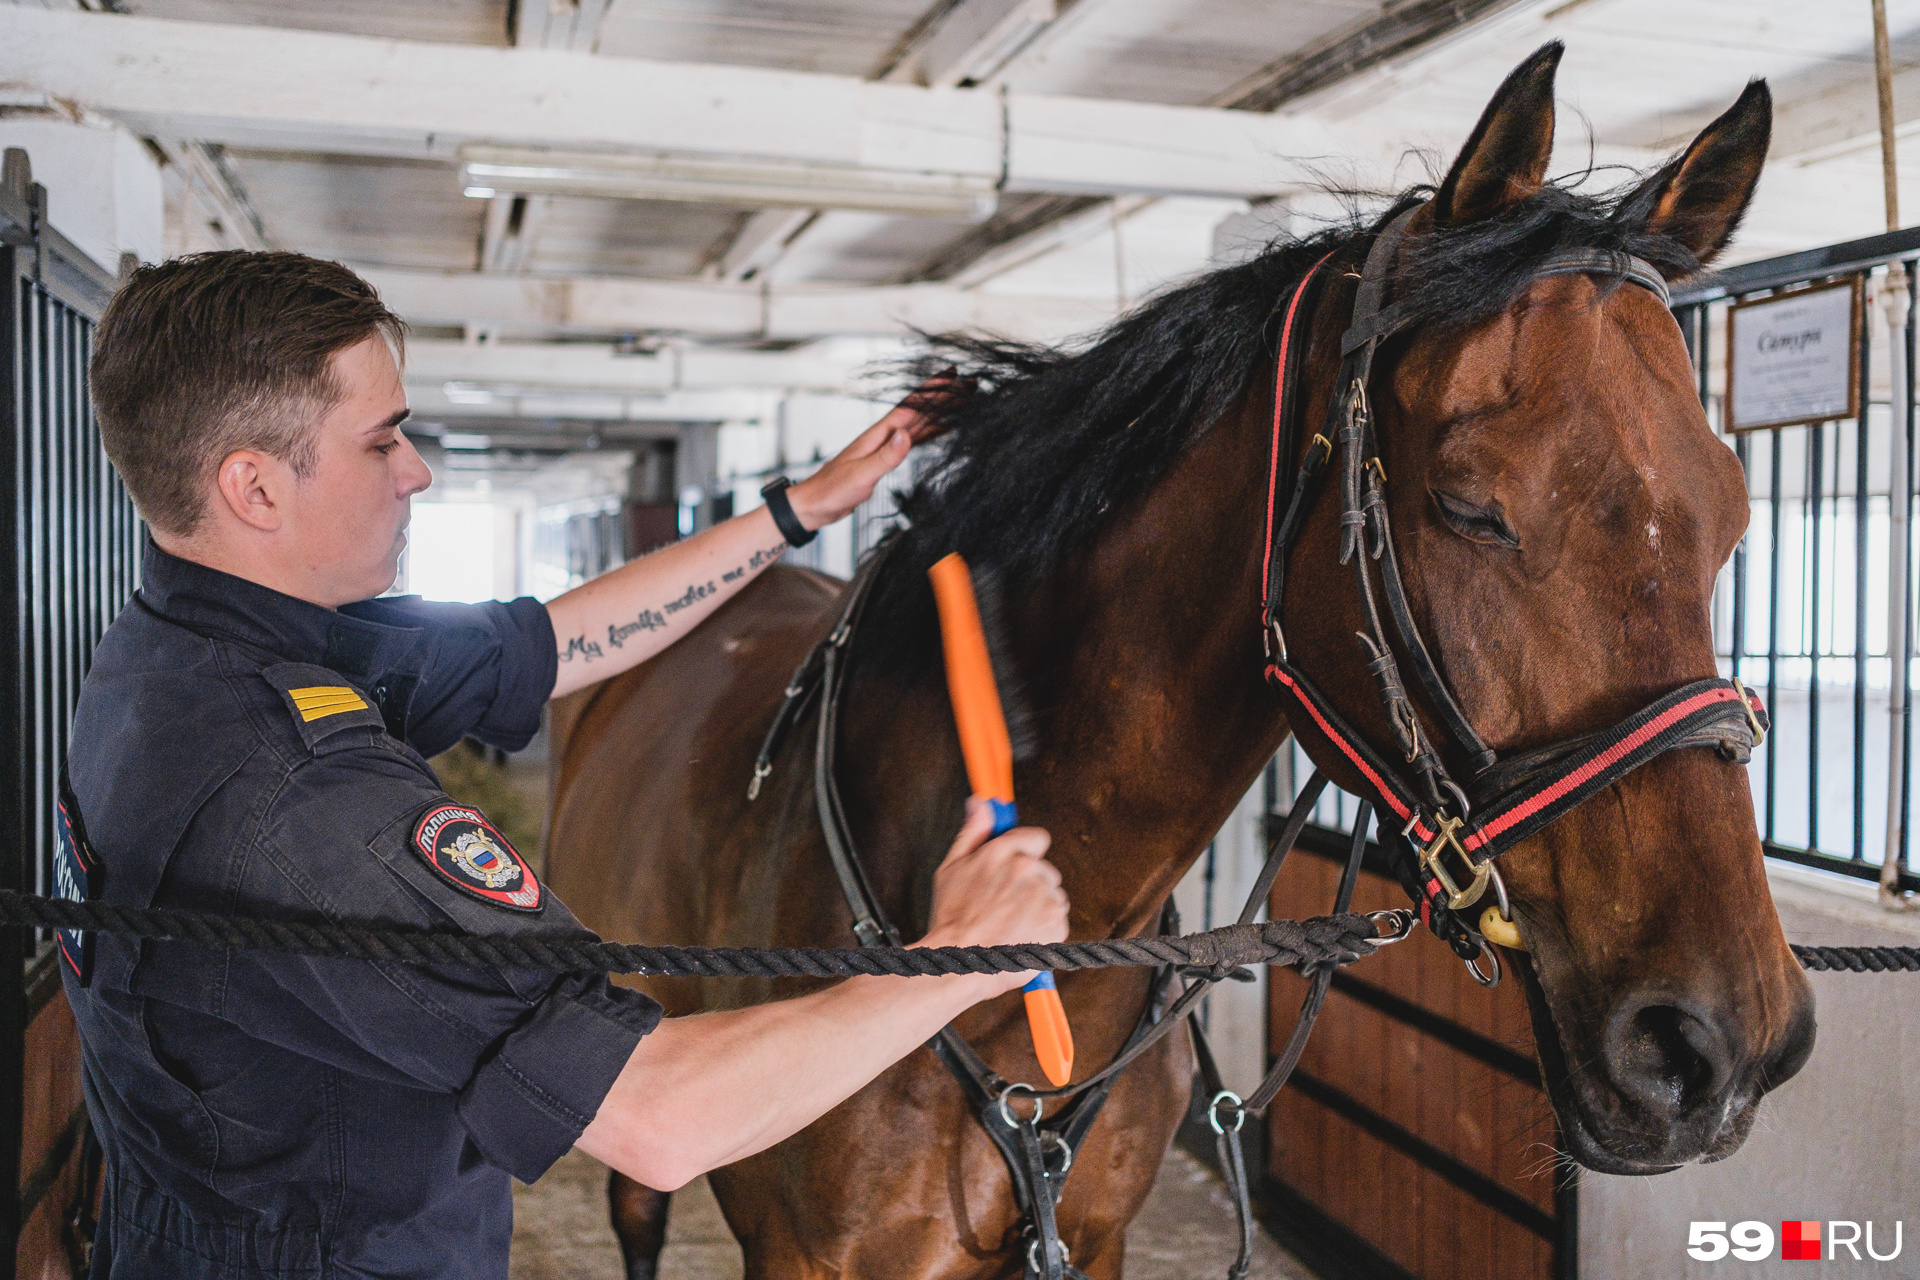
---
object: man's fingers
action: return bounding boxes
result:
[987,826,1052,860]
[940,799,998,866]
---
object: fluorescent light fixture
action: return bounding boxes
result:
[439,432,493,450]
[462,185,498,199]
[457,146,998,221]
[441,382,496,405]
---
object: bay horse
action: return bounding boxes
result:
[545,43,1815,1278]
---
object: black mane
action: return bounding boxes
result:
[858,176,1704,664]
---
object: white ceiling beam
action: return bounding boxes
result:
[716,209,816,282]
[149,136,271,250]
[403,337,902,396]
[477,192,551,273]
[511,0,612,51]
[0,7,1336,201]
[361,265,1115,342]
[410,382,782,424]
[883,0,1058,88]
[1770,60,1920,166]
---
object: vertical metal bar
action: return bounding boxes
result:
[1904,263,1918,875]
[1810,422,1824,850]
[1769,428,1783,839]
[0,252,26,1280]
[1857,283,1873,862]
[1850,320,1866,867]
[1726,315,1750,690]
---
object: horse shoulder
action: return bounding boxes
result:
[544,566,845,975]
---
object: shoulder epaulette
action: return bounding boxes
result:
[260,662,387,750]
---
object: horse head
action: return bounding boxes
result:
[1284,43,1815,1175]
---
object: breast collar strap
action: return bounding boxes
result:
[1258,205,1762,950]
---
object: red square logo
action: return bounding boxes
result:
[1782,1221,1821,1261]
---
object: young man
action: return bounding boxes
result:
[67,251,1067,1278]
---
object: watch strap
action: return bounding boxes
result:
[761,477,817,548]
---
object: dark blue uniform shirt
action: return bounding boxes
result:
[63,543,661,1279]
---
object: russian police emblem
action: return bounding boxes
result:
[411,805,542,912]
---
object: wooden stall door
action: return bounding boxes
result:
[1266,837,1571,1280]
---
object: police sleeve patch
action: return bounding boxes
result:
[411,805,543,913]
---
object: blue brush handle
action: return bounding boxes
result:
[988,798,1054,996]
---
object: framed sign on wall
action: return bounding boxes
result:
[1725,277,1862,432]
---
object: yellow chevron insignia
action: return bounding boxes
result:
[287,685,369,722]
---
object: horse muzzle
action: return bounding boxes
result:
[1515,954,1817,1175]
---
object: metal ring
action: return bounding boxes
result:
[1027,1237,1071,1275]
[1441,778,1472,820]
[998,1083,1044,1128]
[1464,936,1503,989]
[1488,863,1511,923]
[1207,1089,1246,1135]
[1365,909,1416,945]
[1039,1129,1074,1179]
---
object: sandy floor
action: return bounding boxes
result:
[510,1144,1314,1280]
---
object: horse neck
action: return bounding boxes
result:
[1005,391,1288,938]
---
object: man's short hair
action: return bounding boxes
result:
[90,251,407,537]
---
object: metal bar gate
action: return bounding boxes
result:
[0,149,136,1280]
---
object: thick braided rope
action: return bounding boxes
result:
[1792,943,1920,973]
[0,890,1384,978]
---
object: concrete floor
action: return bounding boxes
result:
[510,1145,1315,1279]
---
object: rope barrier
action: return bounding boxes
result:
[0,890,1393,979]
[5,890,1910,977]
[1791,944,1920,973]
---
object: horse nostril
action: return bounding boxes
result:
[1606,1002,1732,1117]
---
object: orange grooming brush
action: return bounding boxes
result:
[928,552,1074,1087]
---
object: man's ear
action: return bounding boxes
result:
[1613,80,1771,267]
[1431,41,1563,227]
[213,450,285,533]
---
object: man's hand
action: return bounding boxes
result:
[545,375,961,699]
[918,798,1069,995]
[578,795,1068,1190]
[786,375,957,531]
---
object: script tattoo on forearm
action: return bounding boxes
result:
[559,633,603,664]
[607,606,666,649]
[559,542,791,664]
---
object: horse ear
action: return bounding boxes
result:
[1431,42,1564,227]
[1615,80,1771,266]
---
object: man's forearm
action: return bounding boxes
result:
[546,506,790,699]
[576,969,1005,1190]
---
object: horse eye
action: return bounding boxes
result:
[1430,489,1521,549]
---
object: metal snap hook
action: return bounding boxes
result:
[1365,909,1416,945]
[1207,1090,1246,1135]
[998,1083,1044,1128]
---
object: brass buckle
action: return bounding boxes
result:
[1308,432,1332,462]
[1731,677,1766,748]
[1418,815,1491,911]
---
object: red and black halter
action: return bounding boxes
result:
[1259,206,1769,970]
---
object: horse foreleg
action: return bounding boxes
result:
[608,1171,672,1280]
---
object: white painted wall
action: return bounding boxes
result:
[0,119,163,268]
[1580,865,1920,1276]
[1173,775,1272,1099]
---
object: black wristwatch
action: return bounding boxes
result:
[760,476,817,548]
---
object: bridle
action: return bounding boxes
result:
[1260,204,1769,976]
[744,200,1773,1280]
